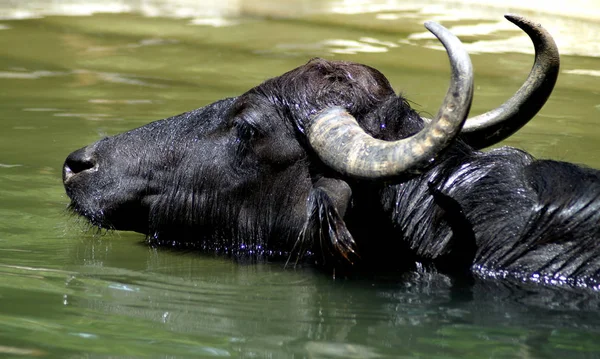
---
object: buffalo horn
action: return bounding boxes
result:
[307,21,474,179]
[460,14,560,149]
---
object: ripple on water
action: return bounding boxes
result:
[0,69,168,88]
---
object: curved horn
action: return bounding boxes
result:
[460,14,560,149]
[307,21,473,179]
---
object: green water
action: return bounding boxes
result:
[1,4,600,358]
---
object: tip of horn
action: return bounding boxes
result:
[423,20,441,33]
[504,14,522,22]
[504,14,544,32]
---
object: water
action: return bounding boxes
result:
[1,1,600,357]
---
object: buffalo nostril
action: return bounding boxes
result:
[63,148,97,183]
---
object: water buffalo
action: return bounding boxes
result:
[63,15,600,290]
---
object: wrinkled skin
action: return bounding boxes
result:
[64,59,421,264]
[64,58,600,288]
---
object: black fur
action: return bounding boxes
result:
[63,58,600,289]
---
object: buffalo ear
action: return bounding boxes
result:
[287,177,360,270]
[313,177,352,217]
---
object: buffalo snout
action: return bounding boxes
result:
[63,146,98,184]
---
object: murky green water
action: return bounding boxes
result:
[1,2,600,357]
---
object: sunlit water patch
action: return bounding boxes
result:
[276,37,396,55]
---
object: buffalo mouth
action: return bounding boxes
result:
[63,147,151,234]
[66,198,150,234]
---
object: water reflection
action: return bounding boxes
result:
[565,69,600,78]
[3,0,600,58]
[39,238,599,357]
[276,38,394,55]
[0,69,169,88]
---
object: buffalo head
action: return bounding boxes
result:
[63,16,558,268]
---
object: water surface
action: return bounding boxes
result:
[1,1,600,357]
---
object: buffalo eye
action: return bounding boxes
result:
[229,116,265,164]
[234,119,259,143]
[227,97,304,167]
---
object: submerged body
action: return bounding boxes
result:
[63,17,600,289]
[383,145,600,288]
